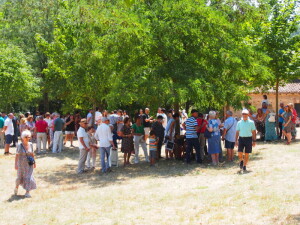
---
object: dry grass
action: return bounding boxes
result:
[0,129,299,225]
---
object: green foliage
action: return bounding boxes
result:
[261,0,300,84]
[0,43,39,112]
[0,0,299,114]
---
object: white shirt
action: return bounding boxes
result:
[77,127,90,149]
[44,118,52,128]
[94,111,102,125]
[262,99,269,105]
[162,113,168,128]
[95,123,113,148]
[4,118,14,135]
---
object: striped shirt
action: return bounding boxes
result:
[149,137,157,151]
[185,117,198,138]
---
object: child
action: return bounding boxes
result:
[149,130,158,166]
[86,127,98,169]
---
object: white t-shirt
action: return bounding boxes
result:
[262,99,269,106]
[162,113,168,128]
[77,127,90,149]
[94,111,102,125]
[4,118,14,135]
[44,118,52,128]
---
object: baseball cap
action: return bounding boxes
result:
[242,109,249,114]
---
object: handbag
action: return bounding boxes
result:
[204,128,212,139]
[268,113,276,123]
[166,140,174,150]
[21,144,35,166]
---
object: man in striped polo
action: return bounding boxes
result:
[183,109,202,164]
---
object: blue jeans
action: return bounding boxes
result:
[186,138,202,163]
[100,147,111,172]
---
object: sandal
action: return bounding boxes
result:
[25,193,31,198]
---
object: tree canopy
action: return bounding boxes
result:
[0,0,299,114]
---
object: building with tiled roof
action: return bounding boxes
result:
[248,79,300,115]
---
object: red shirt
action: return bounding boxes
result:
[196,118,208,133]
[292,109,297,123]
[35,120,48,133]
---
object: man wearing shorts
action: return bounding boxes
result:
[2,113,14,155]
[235,109,256,171]
[142,108,153,142]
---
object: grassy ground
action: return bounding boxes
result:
[0,129,299,225]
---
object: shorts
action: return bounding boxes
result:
[150,150,156,159]
[238,137,252,154]
[225,140,235,149]
[5,134,13,145]
[144,127,150,135]
[65,131,75,135]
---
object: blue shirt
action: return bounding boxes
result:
[278,108,284,123]
[236,119,256,137]
[224,117,237,142]
[165,118,174,135]
[185,117,198,138]
[208,119,220,136]
[0,117,4,129]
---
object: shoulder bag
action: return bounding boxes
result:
[21,144,35,166]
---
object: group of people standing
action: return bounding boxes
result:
[2,99,297,198]
[252,101,297,145]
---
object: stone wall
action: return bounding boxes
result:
[231,93,300,117]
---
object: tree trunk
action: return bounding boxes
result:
[92,102,96,126]
[43,91,49,113]
[174,101,180,113]
[275,77,279,136]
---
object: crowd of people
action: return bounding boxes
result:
[0,97,298,197]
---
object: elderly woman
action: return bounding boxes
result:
[265,109,277,141]
[282,106,293,145]
[120,117,134,166]
[207,111,221,166]
[26,116,36,143]
[14,130,37,198]
[19,118,28,134]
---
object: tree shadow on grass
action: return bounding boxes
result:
[34,147,79,161]
[7,195,26,202]
[286,214,300,224]
[37,149,263,189]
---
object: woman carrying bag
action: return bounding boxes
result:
[14,130,37,198]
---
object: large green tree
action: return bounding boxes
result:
[261,0,300,134]
[0,43,39,112]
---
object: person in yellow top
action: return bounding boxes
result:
[235,109,257,172]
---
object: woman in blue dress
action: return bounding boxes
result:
[207,111,221,166]
[265,109,277,141]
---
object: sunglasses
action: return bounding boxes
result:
[242,113,248,115]
[25,136,31,139]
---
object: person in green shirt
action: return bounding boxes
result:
[132,116,149,164]
[235,109,257,172]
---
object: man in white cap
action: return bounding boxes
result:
[235,109,257,171]
[95,117,115,173]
